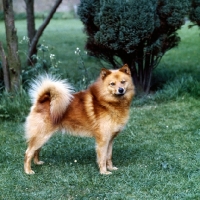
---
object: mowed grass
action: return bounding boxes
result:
[0,19,100,82]
[161,22,200,75]
[151,22,200,90]
[0,19,200,199]
[0,98,200,199]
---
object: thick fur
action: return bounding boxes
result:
[24,64,135,175]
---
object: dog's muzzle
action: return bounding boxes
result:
[118,87,124,94]
[116,87,125,96]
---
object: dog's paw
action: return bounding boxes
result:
[107,166,118,171]
[100,170,112,175]
[25,170,35,175]
[35,161,44,165]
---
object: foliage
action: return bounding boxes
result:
[78,0,191,93]
[0,89,30,121]
[152,75,200,104]
[21,43,60,90]
[190,0,200,26]
[73,47,94,90]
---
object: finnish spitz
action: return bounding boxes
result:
[24,64,135,175]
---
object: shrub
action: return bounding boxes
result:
[190,0,200,26]
[78,0,191,93]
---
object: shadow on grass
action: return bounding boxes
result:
[26,133,147,174]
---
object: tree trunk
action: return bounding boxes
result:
[0,42,11,92]
[26,0,63,66]
[24,0,37,65]
[3,0,21,92]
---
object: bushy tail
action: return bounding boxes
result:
[29,74,74,123]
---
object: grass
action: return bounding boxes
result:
[0,98,200,199]
[0,19,100,83]
[152,21,200,90]
[0,19,200,199]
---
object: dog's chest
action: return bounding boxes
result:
[99,108,129,134]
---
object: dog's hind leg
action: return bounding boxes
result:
[24,131,54,175]
[24,146,36,175]
[33,148,44,165]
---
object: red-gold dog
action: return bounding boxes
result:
[24,64,135,175]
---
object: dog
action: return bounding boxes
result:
[24,64,135,175]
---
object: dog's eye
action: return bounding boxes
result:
[121,80,126,84]
[110,82,115,86]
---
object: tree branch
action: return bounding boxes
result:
[28,0,62,60]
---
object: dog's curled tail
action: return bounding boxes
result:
[29,74,74,123]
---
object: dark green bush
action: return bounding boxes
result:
[78,0,191,93]
[190,0,200,26]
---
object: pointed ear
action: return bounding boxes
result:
[119,64,131,75]
[100,68,111,79]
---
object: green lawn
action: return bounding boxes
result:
[0,19,200,199]
[152,21,200,90]
[0,98,200,199]
[0,19,100,83]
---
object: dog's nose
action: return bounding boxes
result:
[118,87,124,94]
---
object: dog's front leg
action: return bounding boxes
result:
[96,136,112,175]
[106,138,118,171]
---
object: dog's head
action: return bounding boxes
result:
[100,64,135,98]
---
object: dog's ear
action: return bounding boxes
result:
[119,64,131,75]
[101,68,111,79]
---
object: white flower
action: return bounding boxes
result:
[50,54,55,59]
[75,47,81,55]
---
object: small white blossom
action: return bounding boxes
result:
[75,47,81,55]
[50,54,55,59]
[19,36,29,44]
